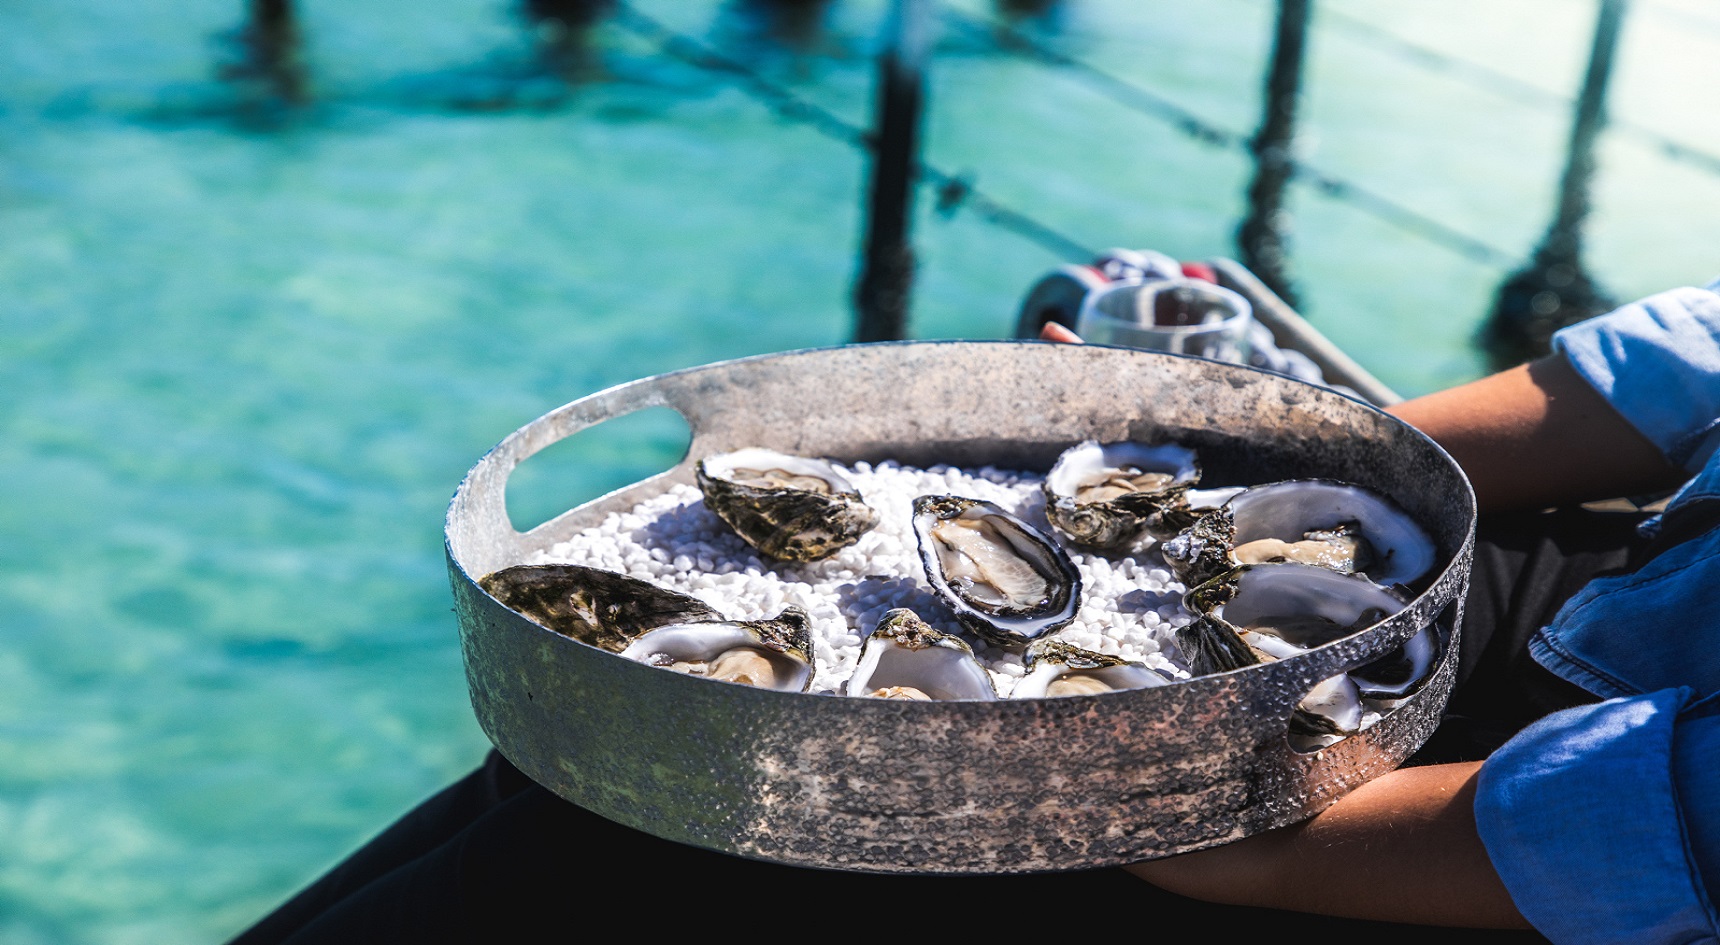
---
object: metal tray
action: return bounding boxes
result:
[444,340,1474,874]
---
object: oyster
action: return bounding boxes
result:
[1041,440,1203,551]
[617,606,816,692]
[1178,562,1431,748]
[1160,479,1437,591]
[1010,638,1173,698]
[912,494,1082,650]
[478,563,722,652]
[696,447,880,563]
[843,608,997,700]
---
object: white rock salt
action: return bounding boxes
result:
[528,460,1194,697]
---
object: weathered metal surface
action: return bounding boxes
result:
[444,340,1474,874]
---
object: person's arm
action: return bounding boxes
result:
[1040,319,1684,513]
[1386,355,1685,515]
[1125,761,1532,929]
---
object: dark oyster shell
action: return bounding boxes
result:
[478,563,720,653]
[696,448,880,563]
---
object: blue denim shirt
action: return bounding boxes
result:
[1473,282,1720,944]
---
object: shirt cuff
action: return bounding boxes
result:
[1474,689,1719,944]
[1552,286,1720,472]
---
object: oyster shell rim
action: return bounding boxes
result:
[695,447,881,563]
[616,605,818,693]
[1162,477,1438,590]
[1010,637,1174,699]
[842,607,999,701]
[910,493,1084,651]
[1040,439,1203,551]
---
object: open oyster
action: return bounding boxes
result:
[912,494,1082,650]
[1011,638,1173,699]
[1042,440,1203,551]
[1179,563,1432,749]
[617,606,816,692]
[1160,479,1437,592]
[478,563,722,652]
[843,608,997,700]
[696,447,880,563]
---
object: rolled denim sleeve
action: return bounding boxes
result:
[1474,689,1720,944]
[1552,284,1720,471]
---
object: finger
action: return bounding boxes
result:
[1040,322,1085,344]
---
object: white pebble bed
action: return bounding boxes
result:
[529,460,1215,698]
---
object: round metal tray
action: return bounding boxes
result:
[444,340,1475,874]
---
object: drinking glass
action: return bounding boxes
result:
[1075,278,1253,363]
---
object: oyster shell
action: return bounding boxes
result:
[1041,440,1202,551]
[912,494,1082,650]
[843,608,997,700]
[696,448,880,563]
[478,563,722,652]
[1160,479,1437,591]
[617,606,816,692]
[1178,562,1431,748]
[1010,638,1173,699]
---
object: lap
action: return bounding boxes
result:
[234,749,1553,944]
[234,507,1644,944]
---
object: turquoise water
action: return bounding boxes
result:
[3,0,1719,940]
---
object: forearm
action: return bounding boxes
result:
[1386,355,1685,514]
[1125,762,1531,929]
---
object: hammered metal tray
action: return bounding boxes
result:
[444,340,1475,874]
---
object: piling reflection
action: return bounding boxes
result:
[523,0,615,81]
[1237,0,1310,310]
[723,0,836,54]
[1479,0,1626,371]
[994,0,1067,27]
[217,0,309,126]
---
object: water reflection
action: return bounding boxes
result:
[523,0,617,81]
[216,0,309,126]
[993,0,1068,29]
[710,0,845,74]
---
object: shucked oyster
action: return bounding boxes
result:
[478,563,722,652]
[696,448,880,563]
[1011,638,1173,699]
[1161,479,1436,591]
[912,494,1082,650]
[1042,440,1202,551]
[843,608,997,700]
[1178,562,1432,749]
[618,606,816,692]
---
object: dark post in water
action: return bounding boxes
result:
[523,0,615,80]
[1479,0,1628,371]
[853,0,932,343]
[220,0,308,114]
[1237,0,1312,310]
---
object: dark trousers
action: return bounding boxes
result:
[230,508,1653,944]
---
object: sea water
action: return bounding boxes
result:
[3,0,1719,941]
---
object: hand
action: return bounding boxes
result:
[1124,761,1531,929]
[1040,322,1084,343]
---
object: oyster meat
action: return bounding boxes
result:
[617,606,816,692]
[696,447,880,563]
[843,608,997,700]
[1178,562,1432,749]
[478,563,722,652]
[1042,440,1202,551]
[1011,638,1173,698]
[912,494,1082,649]
[1161,479,1437,591]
